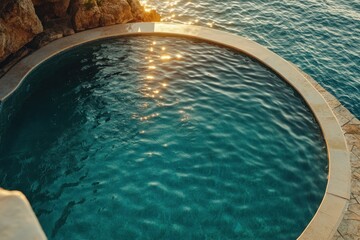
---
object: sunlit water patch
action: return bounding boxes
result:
[142,0,360,117]
[0,37,327,239]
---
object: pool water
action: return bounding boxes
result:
[0,37,327,239]
[143,0,360,117]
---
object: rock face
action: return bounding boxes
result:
[71,0,160,31]
[33,0,71,21]
[71,0,133,31]
[0,0,43,62]
[126,0,160,22]
[0,0,160,65]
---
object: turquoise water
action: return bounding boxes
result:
[143,0,360,117]
[0,37,327,239]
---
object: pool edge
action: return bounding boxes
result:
[295,68,359,240]
[0,22,352,240]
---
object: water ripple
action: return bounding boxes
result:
[143,0,360,117]
[0,37,327,239]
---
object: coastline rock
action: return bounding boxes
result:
[0,0,160,68]
[71,0,133,31]
[30,31,64,49]
[32,0,71,21]
[127,0,160,22]
[30,18,75,49]
[0,0,43,62]
[71,0,160,31]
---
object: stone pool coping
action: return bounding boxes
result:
[0,23,351,239]
[300,72,360,240]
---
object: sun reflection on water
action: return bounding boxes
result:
[160,55,171,60]
[139,0,221,30]
[138,38,186,124]
[140,0,183,22]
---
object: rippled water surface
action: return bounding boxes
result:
[142,0,360,117]
[0,37,327,239]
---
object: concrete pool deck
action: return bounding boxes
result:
[0,23,358,239]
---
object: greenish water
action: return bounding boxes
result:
[0,37,327,239]
[144,0,360,117]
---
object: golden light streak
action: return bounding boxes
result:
[160,55,171,60]
[206,22,214,28]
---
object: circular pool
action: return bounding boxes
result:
[0,36,328,239]
[0,23,350,240]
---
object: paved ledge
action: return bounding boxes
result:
[295,68,360,239]
[0,23,353,239]
[300,72,360,240]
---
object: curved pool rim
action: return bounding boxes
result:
[0,22,351,240]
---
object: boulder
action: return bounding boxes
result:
[127,0,160,22]
[71,0,160,32]
[0,0,43,62]
[30,19,75,49]
[71,0,133,31]
[0,0,160,66]
[32,0,71,21]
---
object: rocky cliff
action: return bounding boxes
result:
[71,0,134,31]
[0,0,43,63]
[0,0,160,66]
